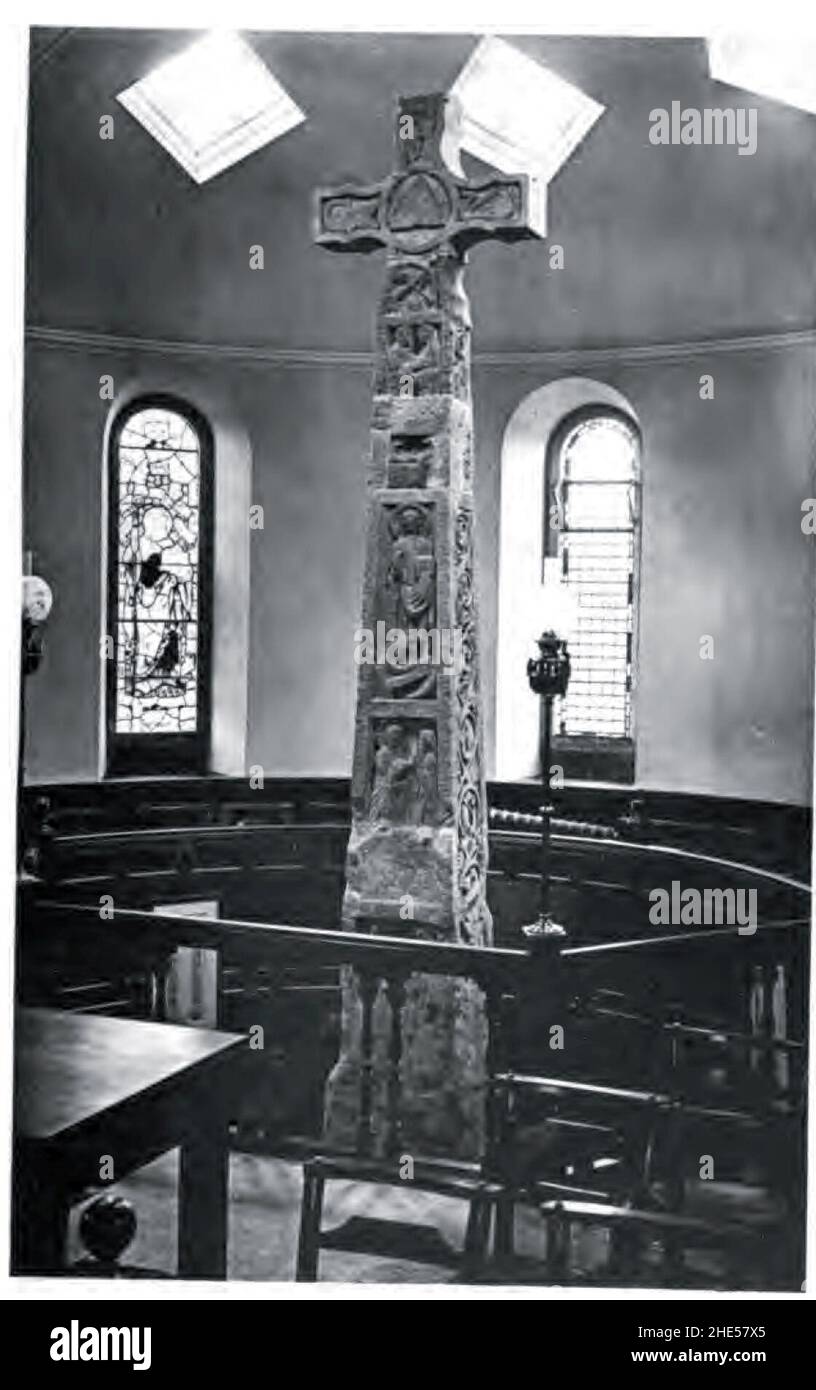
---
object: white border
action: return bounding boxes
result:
[2,0,815,1304]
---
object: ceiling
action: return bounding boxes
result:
[25,27,816,353]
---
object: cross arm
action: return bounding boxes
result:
[451,171,545,250]
[314,182,388,254]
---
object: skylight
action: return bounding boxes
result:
[449,36,605,235]
[708,35,816,116]
[117,31,306,184]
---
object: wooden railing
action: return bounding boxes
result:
[18,896,538,1158]
[18,895,807,1129]
[21,775,812,881]
[17,892,808,1284]
[20,898,530,991]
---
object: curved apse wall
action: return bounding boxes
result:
[495,377,640,781]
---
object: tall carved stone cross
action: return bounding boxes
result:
[316,93,542,1158]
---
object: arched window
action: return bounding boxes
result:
[106,397,213,775]
[545,406,641,779]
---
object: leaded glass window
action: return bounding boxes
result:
[106,399,212,775]
[546,409,641,750]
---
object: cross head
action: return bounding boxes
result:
[314,93,543,258]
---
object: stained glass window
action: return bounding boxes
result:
[547,411,641,742]
[107,399,212,774]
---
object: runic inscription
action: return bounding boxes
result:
[316,93,542,1158]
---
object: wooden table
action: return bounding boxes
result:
[13,1008,246,1278]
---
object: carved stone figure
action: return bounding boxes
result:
[374,504,437,699]
[370,723,414,822]
[385,321,440,375]
[387,435,434,489]
[368,722,439,826]
[458,180,522,223]
[383,260,438,314]
[386,505,434,626]
[320,192,381,236]
[399,97,441,167]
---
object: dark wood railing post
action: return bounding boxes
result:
[357,969,379,1157]
[481,968,522,1265]
[482,978,513,1174]
[546,1200,570,1281]
[384,970,407,1160]
[147,946,176,1023]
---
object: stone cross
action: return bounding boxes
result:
[316,93,542,1159]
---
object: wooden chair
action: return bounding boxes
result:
[533,1197,787,1287]
[486,1070,666,1275]
[484,980,806,1289]
[295,957,518,1282]
[296,1154,504,1280]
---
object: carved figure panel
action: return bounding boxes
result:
[387,434,434,488]
[368,721,440,825]
[376,503,437,699]
[397,97,445,169]
[382,260,439,315]
[321,192,382,236]
[385,321,440,375]
[377,318,471,400]
[458,180,522,224]
[384,503,435,625]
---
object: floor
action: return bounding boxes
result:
[63,1149,781,1286]
[65,1150,593,1283]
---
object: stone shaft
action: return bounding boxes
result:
[316,94,540,1158]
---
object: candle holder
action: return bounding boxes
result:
[521,629,571,946]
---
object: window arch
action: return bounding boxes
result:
[106,396,214,775]
[545,405,641,775]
